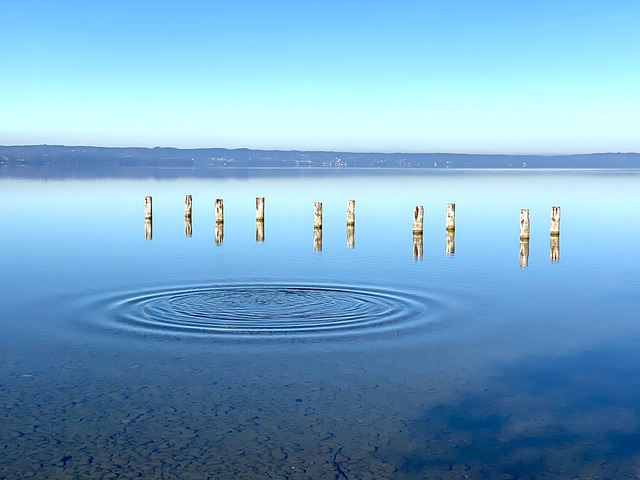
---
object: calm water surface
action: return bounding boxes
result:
[1,169,639,479]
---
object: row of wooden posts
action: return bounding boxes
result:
[144,195,561,237]
[143,195,561,265]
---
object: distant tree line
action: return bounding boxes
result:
[1,145,639,171]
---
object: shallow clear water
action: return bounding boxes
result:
[1,169,639,479]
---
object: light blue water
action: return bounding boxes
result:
[1,169,639,479]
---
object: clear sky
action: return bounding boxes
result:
[1,0,638,154]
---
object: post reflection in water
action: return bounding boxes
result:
[519,238,530,268]
[550,235,560,263]
[346,225,355,249]
[215,223,224,245]
[445,229,455,255]
[144,219,152,241]
[314,228,322,252]
[185,217,192,238]
[413,234,423,261]
[256,220,265,243]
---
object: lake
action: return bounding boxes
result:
[1,168,639,479]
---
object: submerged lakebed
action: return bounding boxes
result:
[1,168,639,479]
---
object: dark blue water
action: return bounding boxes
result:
[1,169,639,478]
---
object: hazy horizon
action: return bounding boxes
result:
[2,143,640,157]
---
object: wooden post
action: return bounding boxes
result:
[519,239,529,268]
[346,200,355,226]
[185,217,192,237]
[519,209,530,240]
[445,202,455,255]
[413,234,423,260]
[215,199,224,224]
[314,228,322,252]
[446,230,455,255]
[346,225,355,249]
[215,223,224,245]
[145,219,152,241]
[413,206,424,235]
[144,195,152,241]
[314,202,323,229]
[144,196,152,220]
[550,206,561,236]
[184,195,192,218]
[446,203,455,231]
[256,197,265,221]
[256,220,264,243]
[550,236,560,263]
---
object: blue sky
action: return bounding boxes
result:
[1,0,638,154]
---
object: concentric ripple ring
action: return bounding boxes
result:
[80,283,444,340]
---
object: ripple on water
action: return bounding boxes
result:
[75,283,449,343]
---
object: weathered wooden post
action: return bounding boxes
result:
[185,217,192,237]
[314,202,323,229]
[413,234,423,260]
[184,195,192,218]
[346,200,355,226]
[413,206,424,235]
[413,206,424,260]
[256,220,265,243]
[519,239,530,268]
[144,196,152,220]
[550,206,561,236]
[215,223,224,245]
[314,228,322,252]
[215,199,224,224]
[446,230,455,255]
[145,219,152,241]
[519,209,530,240]
[256,197,265,221]
[446,203,455,231]
[346,225,355,249]
[550,236,560,263]
[144,195,152,241]
[255,197,265,242]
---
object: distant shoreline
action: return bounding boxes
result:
[1,145,639,171]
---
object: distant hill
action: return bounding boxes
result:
[1,145,639,178]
